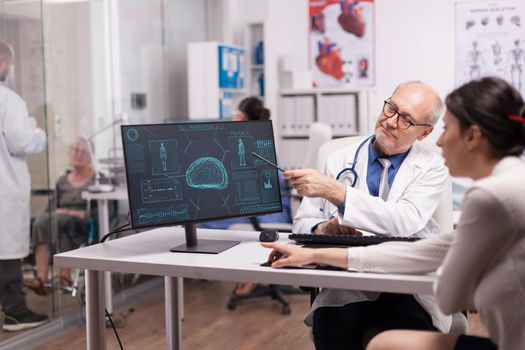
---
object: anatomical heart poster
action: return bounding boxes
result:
[309,0,374,87]
[456,1,525,96]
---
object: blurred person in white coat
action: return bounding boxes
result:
[0,39,48,331]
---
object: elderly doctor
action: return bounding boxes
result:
[0,40,48,331]
[284,81,448,350]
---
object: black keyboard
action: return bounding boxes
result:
[288,234,421,247]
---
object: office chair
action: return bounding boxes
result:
[302,122,333,169]
[226,217,308,315]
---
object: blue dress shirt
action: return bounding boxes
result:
[366,136,410,197]
[336,136,410,218]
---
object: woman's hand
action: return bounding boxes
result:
[261,242,316,268]
[261,242,350,270]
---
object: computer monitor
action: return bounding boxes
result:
[121,120,283,254]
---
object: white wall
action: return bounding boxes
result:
[118,0,165,124]
[360,0,461,145]
[117,0,211,123]
[373,0,458,142]
[165,0,208,120]
[375,0,457,102]
[226,0,477,144]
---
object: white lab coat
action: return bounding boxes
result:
[294,136,447,236]
[0,84,46,259]
[294,136,452,332]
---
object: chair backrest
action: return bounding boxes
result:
[416,138,453,232]
[302,123,333,169]
[316,136,453,233]
[317,136,364,170]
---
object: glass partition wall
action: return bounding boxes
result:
[0,0,54,344]
[0,0,110,343]
[0,0,212,346]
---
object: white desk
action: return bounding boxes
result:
[81,188,127,314]
[55,228,436,350]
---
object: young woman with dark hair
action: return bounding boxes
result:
[233,96,271,121]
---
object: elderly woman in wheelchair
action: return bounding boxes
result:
[25,138,98,296]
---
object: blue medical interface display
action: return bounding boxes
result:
[122,121,282,229]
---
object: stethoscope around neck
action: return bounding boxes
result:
[334,134,374,184]
[319,134,374,219]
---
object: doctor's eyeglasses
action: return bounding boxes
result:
[383,100,432,130]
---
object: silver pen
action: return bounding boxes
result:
[251,152,284,172]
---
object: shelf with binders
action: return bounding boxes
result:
[278,88,370,169]
[279,88,364,139]
[188,41,247,119]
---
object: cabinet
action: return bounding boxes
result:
[278,88,370,169]
[188,42,246,119]
[245,22,266,100]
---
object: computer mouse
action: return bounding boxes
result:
[259,229,279,242]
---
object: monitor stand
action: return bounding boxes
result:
[169,224,240,254]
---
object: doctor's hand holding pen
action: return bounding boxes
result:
[284,169,362,236]
[284,169,347,206]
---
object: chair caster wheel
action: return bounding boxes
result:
[227,299,237,310]
[282,305,291,315]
